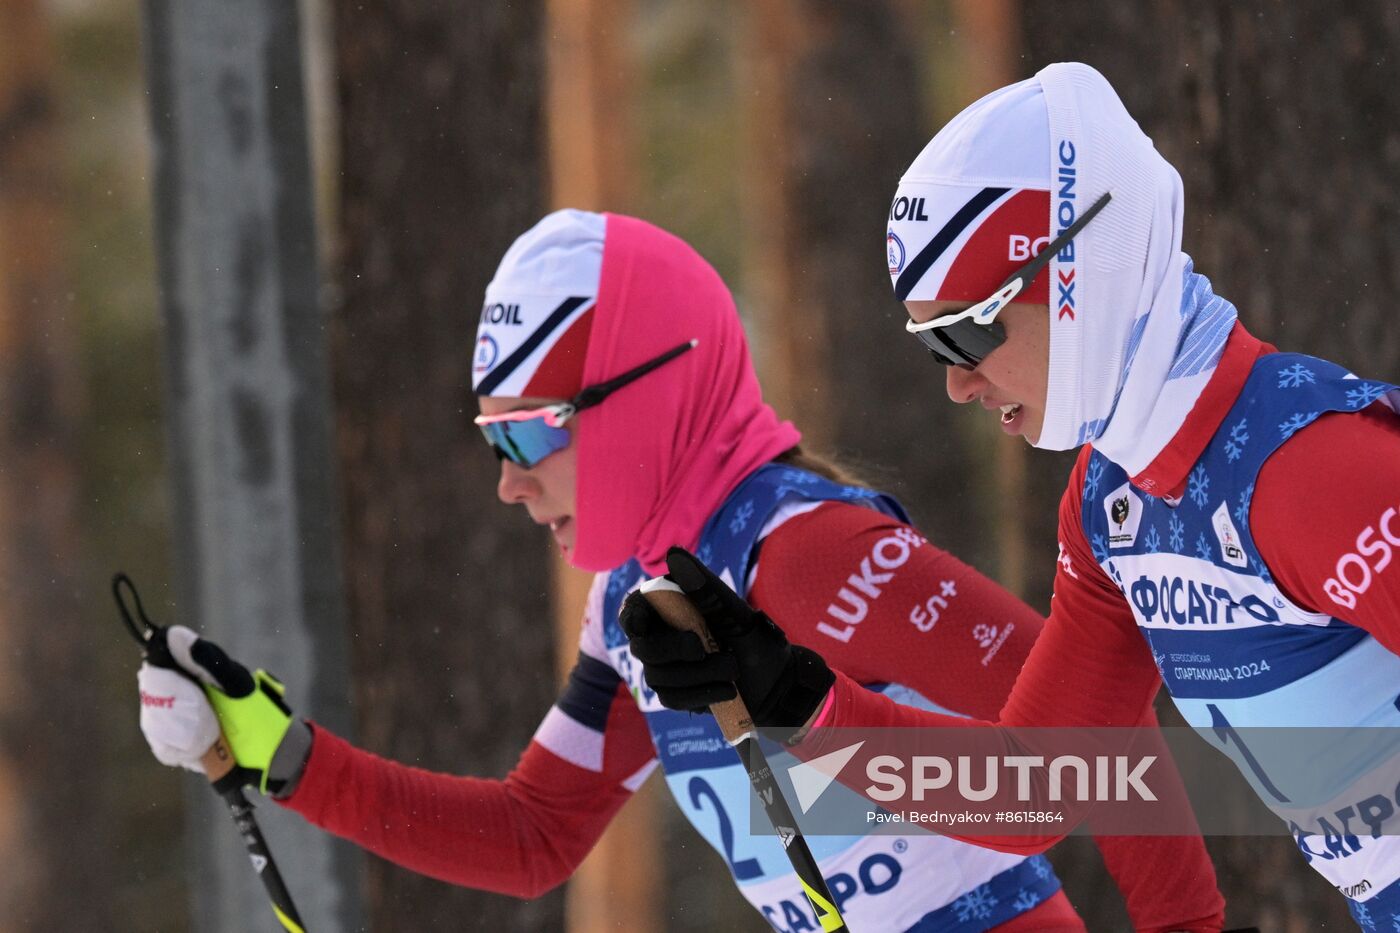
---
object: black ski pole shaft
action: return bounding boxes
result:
[215,781,306,932]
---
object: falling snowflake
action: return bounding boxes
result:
[1279,411,1318,441]
[1030,856,1052,880]
[1011,889,1042,912]
[1234,484,1254,527]
[1224,418,1249,462]
[606,572,630,597]
[1352,901,1373,930]
[1091,533,1109,564]
[695,543,714,567]
[1195,532,1213,561]
[728,500,755,535]
[1187,464,1211,508]
[840,486,879,500]
[952,884,998,922]
[1083,459,1105,502]
[1277,362,1316,389]
[1168,514,1185,553]
[1143,525,1161,553]
[782,469,820,485]
[1390,910,1400,932]
[1346,382,1387,409]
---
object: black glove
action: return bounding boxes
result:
[619,546,834,731]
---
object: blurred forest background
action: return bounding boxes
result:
[1,0,1397,929]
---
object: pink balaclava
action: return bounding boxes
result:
[475,210,801,574]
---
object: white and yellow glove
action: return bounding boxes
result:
[137,625,311,795]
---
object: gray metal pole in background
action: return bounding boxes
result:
[139,1,362,930]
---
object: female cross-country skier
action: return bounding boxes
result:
[137,209,1225,931]
[618,63,1400,929]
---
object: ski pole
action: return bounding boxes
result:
[641,577,849,933]
[114,573,308,933]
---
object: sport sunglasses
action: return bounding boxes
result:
[905,190,1112,369]
[474,339,698,468]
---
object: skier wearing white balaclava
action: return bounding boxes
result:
[861,63,1400,926]
[887,63,1237,473]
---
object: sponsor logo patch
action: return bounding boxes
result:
[818,528,926,644]
[1104,481,1143,549]
[1054,139,1079,321]
[886,230,905,275]
[140,690,176,709]
[1323,503,1400,609]
[888,196,929,223]
[1212,501,1248,568]
[1126,572,1281,628]
[1008,234,1051,262]
[473,334,498,374]
[479,301,523,325]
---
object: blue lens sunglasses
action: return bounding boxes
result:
[474,339,698,468]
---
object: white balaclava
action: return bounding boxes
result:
[889,62,1231,476]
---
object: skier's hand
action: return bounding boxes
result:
[619,546,834,734]
[137,625,306,795]
[138,660,220,773]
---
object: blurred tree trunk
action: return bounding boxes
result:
[0,1,106,928]
[1022,4,1400,929]
[739,0,827,446]
[331,3,561,930]
[142,0,362,923]
[740,0,992,569]
[544,2,665,931]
